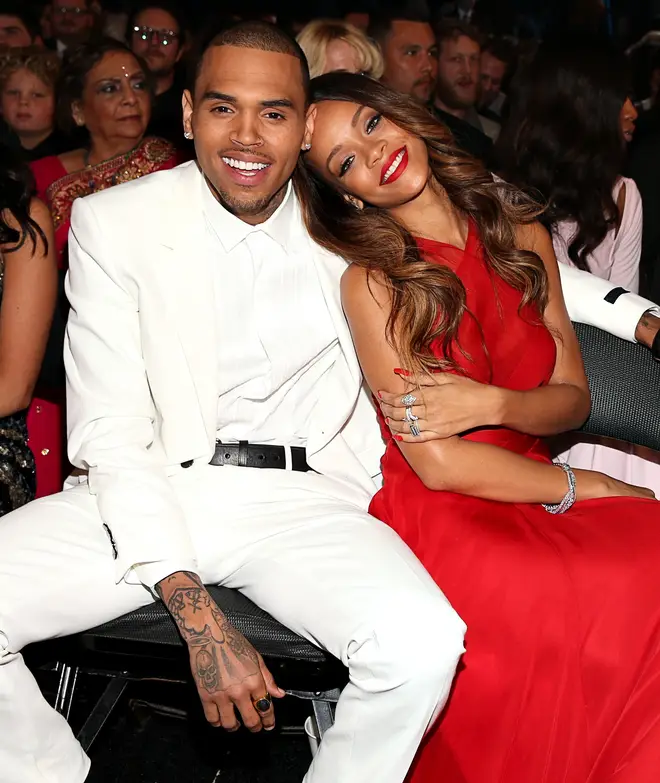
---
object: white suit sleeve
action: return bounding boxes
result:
[65,197,197,587]
[558,262,659,343]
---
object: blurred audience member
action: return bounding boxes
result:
[128,0,188,143]
[47,0,95,56]
[369,10,437,102]
[29,39,178,498]
[438,0,511,36]
[0,145,56,514]
[0,3,42,48]
[340,0,374,31]
[438,0,477,23]
[478,36,513,119]
[637,50,660,114]
[0,49,73,161]
[345,12,369,32]
[432,20,493,161]
[31,38,178,265]
[297,19,383,79]
[499,41,640,289]
[498,40,660,494]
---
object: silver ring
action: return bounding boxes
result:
[409,422,421,437]
[401,393,417,406]
[404,406,419,422]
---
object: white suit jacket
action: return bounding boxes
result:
[64,161,658,584]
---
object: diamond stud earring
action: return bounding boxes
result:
[184,131,192,139]
[303,142,311,151]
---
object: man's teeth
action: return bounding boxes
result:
[382,150,405,183]
[222,157,270,172]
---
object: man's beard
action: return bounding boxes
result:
[146,58,174,80]
[435,77,476,111]
[206,177,287,223]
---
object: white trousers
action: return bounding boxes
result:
[0,463,466,783]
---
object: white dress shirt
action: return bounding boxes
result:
[201,179,339,447]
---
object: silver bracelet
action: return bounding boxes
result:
[542,462,576,514]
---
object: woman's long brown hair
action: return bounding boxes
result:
[294,72,549,376]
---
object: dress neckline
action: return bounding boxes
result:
[415,219,475,255]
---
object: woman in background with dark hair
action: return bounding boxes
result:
[497,41,660,497]
[297,71,660,783]
[0,145,56,514]
[28,38,179,499]
[497,40,640,290]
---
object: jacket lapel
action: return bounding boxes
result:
[156,162,218,449]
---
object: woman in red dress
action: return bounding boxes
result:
[297,72,660,783]
[29,39,179,497]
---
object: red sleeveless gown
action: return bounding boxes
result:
[369,223,660,783]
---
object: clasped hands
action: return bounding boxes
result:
[378,368,502,442]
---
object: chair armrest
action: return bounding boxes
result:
[573,322,660,451]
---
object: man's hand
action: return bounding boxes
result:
[156,571,285,732]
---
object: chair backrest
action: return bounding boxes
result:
[573,322,660,451]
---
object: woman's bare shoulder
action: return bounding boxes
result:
[515,220,552,253]
[1,198,53,255]
[341,263,391,311]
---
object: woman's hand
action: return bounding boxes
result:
[378,369,503,442]
[574,469,656,502]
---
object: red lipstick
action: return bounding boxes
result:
[380,146,408,186]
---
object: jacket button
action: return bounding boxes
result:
[181,459,194,468]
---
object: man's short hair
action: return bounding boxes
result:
[481,36,515,68]
[126,0,190,42]
[0,1,40,41]
[187,20,310,102]
[434,19,482,56]
[367,1,432,47]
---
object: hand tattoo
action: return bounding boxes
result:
[156,571,259,696]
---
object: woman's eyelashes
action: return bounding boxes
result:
[338,113,383,177]
[366,113,381,134]
[339,154,355,177]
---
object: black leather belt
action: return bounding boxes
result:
[209,440,311,472]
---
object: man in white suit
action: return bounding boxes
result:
[0,22,467,783]
[0,20,658,783]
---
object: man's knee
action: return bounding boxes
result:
[359,595,466,693]
[395,598,465,686]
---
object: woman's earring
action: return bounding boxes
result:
[303,142,311,151]
[346,196,364,211]
[184,131,193,140]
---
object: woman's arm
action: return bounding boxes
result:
[381,223,592,440]
[608,178,642,293]
[491,222,591,434]
[0,199,57,416]
[342,263,645,503]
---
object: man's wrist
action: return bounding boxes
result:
[634,310,660,350]
[157,571,224,645]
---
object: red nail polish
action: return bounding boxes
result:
[395,434,403,441]
[377,391,383,399]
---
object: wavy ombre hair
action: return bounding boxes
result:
[294,72,549,376]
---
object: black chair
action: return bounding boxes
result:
[573,322,660,451]
[32,585,347,754]
[27,322,660,763]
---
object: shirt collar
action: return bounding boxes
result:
[201,175,296,253]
